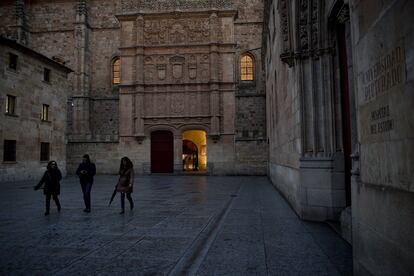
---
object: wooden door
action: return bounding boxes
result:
[151,131,174,173]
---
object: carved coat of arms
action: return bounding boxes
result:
[188,64,197,79]
[170,56,185,79]
[157,64,166,80]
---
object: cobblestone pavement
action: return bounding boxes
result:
[0,175,352,275]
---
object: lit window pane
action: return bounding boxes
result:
[113,58,121,84]
[240,54,254,81]
[41,104,49,121]
[6,95,15,115]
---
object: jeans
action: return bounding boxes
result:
[46,194,61,212]
[120,192,134,210]
[81,182,93,210]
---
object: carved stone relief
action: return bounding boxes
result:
[143,18,210,46]
[188,20,210,43]
[296,0,321,57]
[170,55,185,80]
[144,92,210,118]
[278,0,294,66]
[209,12,223,42]
[157,56,166,80]
[171,93,185,114]
[157,64,166,80]
[143,54,211,83]
[310,0,319,50]
[189,93,198,115]
[337,4,350,24]
[200,54,210,81]
[144,56,155,82]
[156,94,166,115]
[298,0,309,51]
[170,23,186,44]
[121,0,233,13]
[188,55,197,80]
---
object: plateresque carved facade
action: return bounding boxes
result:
[0,0,267,175]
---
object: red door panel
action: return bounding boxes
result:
[151,131,174,173]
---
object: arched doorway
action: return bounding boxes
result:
[151,130,173,173]
[182,130,207,172]
[183,140,198,171]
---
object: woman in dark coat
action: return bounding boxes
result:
[116,157,134,214]
[34,160,62,216]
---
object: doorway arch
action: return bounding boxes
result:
[183,139,199,171]
[151,130,174,173]
[182,130,207,172]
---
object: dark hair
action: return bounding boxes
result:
[119,156,133,174]
[47,160,58,170]
[83,154,90,162]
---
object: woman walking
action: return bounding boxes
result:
[116,157,134,214]
[34,160,62,215]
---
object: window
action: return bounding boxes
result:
[3,140,16,162]
[112,57,120,84]
[40,142,50,162]
[43,68,51,82]
[240,54,254,81]
[41,104,49,121]
[9,53,18,70]
[5,95,16,115]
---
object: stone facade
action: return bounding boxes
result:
[349,1,414,275]
[264,0,353,222]
[0,37,72,181]
[264,0,414,274]
[0,0,267,175]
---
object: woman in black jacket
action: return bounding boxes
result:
[34,160,62,215]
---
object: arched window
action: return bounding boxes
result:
[112,57,121,85]
[240,54,254,81]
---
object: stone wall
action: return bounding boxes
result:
[0,38,71,181]
[264,0,304,216]
[0,0,19,41]
[67,142,121,175]
[234,0,267,174]
[349,0,414,274]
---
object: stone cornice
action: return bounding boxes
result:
[116,9,238,21]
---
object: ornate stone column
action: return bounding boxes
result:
[134,15,145,141]
[209,12,220,141]
[295,0,346,220]
[117,14,137,140]
[72,0,91,138]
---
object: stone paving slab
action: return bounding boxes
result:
[0,175,352,275]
